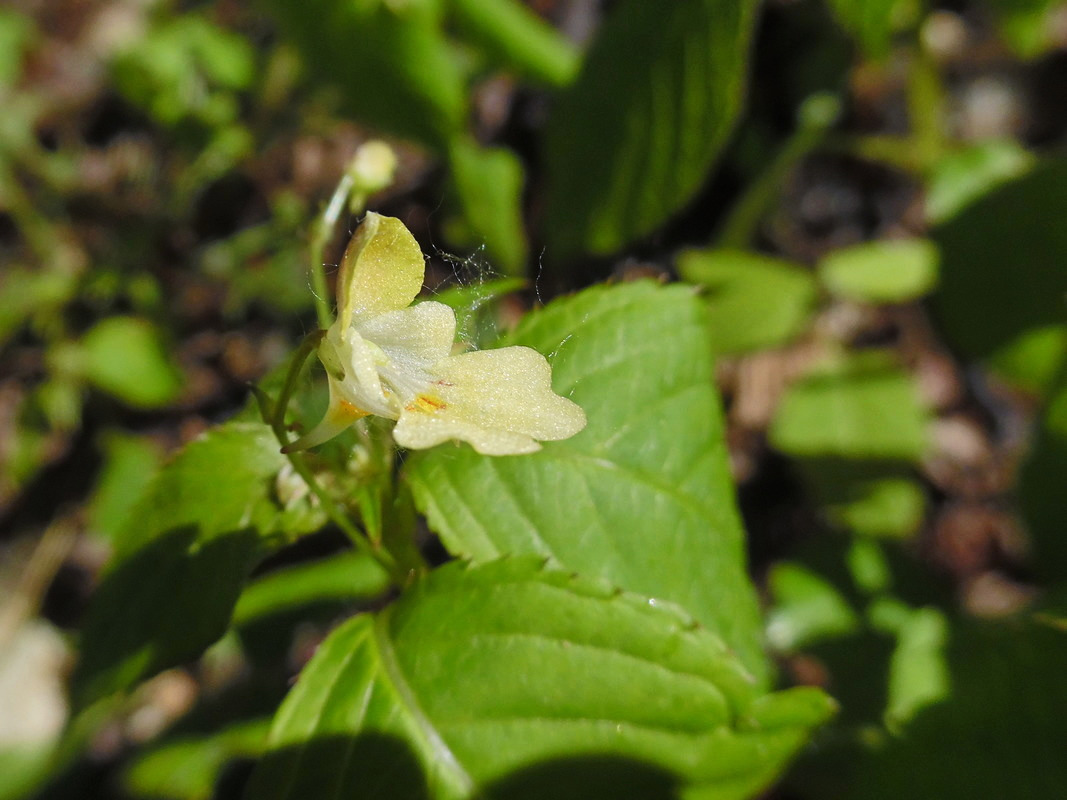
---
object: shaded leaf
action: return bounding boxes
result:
[678,248,817,355]
[1019,377,1067,580]
[87,433,163,543]
[932,158,1067,396]
[446,139,527,274]
[261,0,465,148]
[823,0,913,59]
[124,719,269,800]
[232,552,390,628]
[407,282,768,682]
[544,0,759,256]
[74,423,323,706]
[809,620,1067,800]
[924,139,1034,225]
[247,559,833,800]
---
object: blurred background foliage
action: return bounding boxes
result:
[1,0,1066,798]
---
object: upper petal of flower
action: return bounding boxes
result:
[355,300,456,378]
[336,212,426,328]
[392,346,587,455]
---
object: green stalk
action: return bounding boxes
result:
[252,381,412,588]
[308,173,354,330]
[716,93,842,249]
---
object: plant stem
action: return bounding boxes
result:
[0,514,77,647]
[271,329,325,433]
[716,93,842,249]
[253,342,424,587]
[308,173,354,329]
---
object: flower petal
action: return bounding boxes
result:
[326,326,395,418]
[336,213,426,328]
[282,377,369,452]
[356,301,456,374]
[392,347,587,455]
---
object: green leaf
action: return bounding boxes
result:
[822,0,915,59]
[817,239,939,304]
[111,15,255,128]
[73,422,323,707]
[0,746,53,800]
[802,464,926,539]
[261,0,465,149]
[766,563,861,651]
[79,316,183,409]
[446,139,527,274]
[448,0,579,86]
[770,355,928,461]
[1019,378,1067,580]
[544,0,759,256]
[431,275,526,347]
[87,433,163,543]
[867,601,950,729]
[0,266,75,346]
[124,719,269,800]
[233,552,390,628]
[924,139,1034,225]
[247,559,833,800]
[990,0,1063,58]
[838,620,1067,800]
[932,159,1067,395]
[406,282,768,682]
[0,8,35,87]
[677,248,817,355]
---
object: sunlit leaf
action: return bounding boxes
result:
[770,355,929,461]
[407,282,768,682]
[449,0,579,86]
[822,0,914,59]
[677,248,817,355]
[232,552,390,628]
[87,433,163,543]
[991,0,1063,58]
[247,558,833,800]
[817,239,939,304]
[79,316,183,409]
[766,563,861,651]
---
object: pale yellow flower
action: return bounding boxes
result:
[286,213,585,455]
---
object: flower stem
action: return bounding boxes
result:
[271,329,324,433]
[252,381,410,588]
[308,173,354,330]
[716,92,842,248]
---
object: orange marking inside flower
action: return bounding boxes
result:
[406,393,447,413]
[337,400,369,420]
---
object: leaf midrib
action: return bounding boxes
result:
[371,607,475,797]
